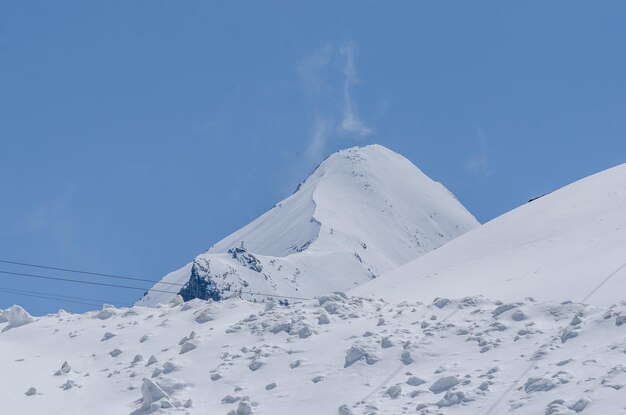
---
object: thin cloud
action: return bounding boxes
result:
[297,42,373,164]
[338,42,372,137]
[297,45,333,96]
[305,116,332,162]
[467,127,492,176]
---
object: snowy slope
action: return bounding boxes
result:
[138,145,478,306]
[2,295,626,414]
[352,163,626,306]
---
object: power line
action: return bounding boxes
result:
[0,286,127,307]
[0,288,103,307]
[0,269,179,295]
[0,268,311,301]
[0,259,311,300]
[0,259,185,287]
[0,254,315,307]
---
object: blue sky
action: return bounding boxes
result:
[2,1,626,314]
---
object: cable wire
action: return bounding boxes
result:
[0,269,179,295]
[0,259,185,286]
[0,288,103,307]
[0,286,127,307]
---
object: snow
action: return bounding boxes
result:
[3,151,626,414]
[353,163,626,306]
[2,295,626,414]
[138,144,478,306]
[1,304,35,332]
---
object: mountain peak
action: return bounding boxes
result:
[137,145,478,306]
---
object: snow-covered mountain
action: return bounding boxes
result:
[352,163,626,306]
[138,144,478,306]
[3,159,626,415]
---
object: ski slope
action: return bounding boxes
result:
[353,163,626,306]
[138,145,478,306]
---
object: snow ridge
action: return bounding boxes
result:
[353,163,626,306]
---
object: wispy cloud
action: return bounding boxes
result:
[338,42,371,138]
[305,116,332,162]
[467,127,492,176]
[297,45,333,96]
[297,42,373,162]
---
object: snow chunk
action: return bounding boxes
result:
[400,350,414,365]
[344,342,380,367]
[222,394,240,403]
[61,361,71,374]
[570,397,591,412]
[298,325,313,338]
[180,340,198,354]
[524,377,556,393]
[170,295,184,306]
[338,404,354,415]
[433,298,451,309]
[140,378,169,410]
[511,310,528,321]
[269,322,291,334]
[162,361,179,374]
[381,337,394,348]
[235,400,253,415]
[386,385,402,398]
[194,311,214,324]
[25,387,37,396]
[492,303,517,318]
[249,360,264,371]
[429,376,460,394]
[61,380,79,390]
[101,332,116,341]
[318,313,330,325]
[407,376,426,386]
[94,309,114,320]
[109,349,123,357]
[437,390,466,407]
[560,327,579,343]
[1,305,35,332]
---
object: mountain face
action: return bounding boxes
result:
[352,163,626,306]
[137,144,478,306]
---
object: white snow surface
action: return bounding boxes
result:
[138,145,478,306]
[353,163,626,306]
[2,295,625,414]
